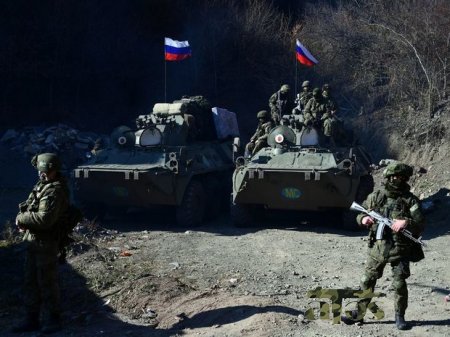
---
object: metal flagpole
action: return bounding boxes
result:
[164,56,167,103]
[294,48,298,96]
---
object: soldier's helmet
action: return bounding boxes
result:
[322,83,330,91]
[312,87,321,97]
[302,80,310,88]
[31,153,61,172]
[257,110,270,119]
[280,84,290,93]
[383,162,413,179]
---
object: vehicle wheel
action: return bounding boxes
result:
[230,201,253,227]
[356,175,375,203]
[204,179,222,220]
[176,180,206,227]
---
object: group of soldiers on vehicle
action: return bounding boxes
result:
[246,81,343,157]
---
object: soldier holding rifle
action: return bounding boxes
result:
[350,162,425,330]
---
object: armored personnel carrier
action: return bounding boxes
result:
[231,118,373,227]
[73,96,238,227]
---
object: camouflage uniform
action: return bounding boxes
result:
[321,112,343,146]
[293,81,312,115]
[356,163,425,329]
[245,111,275,157]
[299,81,312,111]
[303,88,326,128]
[14,153,69,333]
[321,84,338,113]
[269,84,294,124]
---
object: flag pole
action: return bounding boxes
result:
[164,57,167,103]
[295,52,298,96]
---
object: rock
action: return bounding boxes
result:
[229,278,238,285]
[142,309,157,319]
[169,262,180,269]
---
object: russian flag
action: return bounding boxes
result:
[295,39,318,67]
[164,37,192,61]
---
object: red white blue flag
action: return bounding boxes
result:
[164,37,192,61]
[295,39,318,67]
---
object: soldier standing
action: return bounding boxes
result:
[269,84,294,124]
[293,80,312,115]
[353,162,425,330]
[245,110,275,157]
[13,153,69,334]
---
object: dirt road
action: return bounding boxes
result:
[1,206,449,337]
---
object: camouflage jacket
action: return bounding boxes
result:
[299,91,313,109]
[356,187,425,250]
[269,91,294,119]
[322,95,338,113]
[304,97,326,123]
[250,120,275,142]
[17,177,69,242]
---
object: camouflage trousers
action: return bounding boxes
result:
[245,140,267,157]
[359,245,411,315]
[23,240,61,321]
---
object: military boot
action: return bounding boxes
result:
[41,314,61,334]
[395,312,408,330]
[11,312,40,333]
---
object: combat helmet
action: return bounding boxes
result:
[383,162,413,179]
[257,110,270,119]
[280,84,290,93]
[312,87,321,96]
[31,153,61,172]
[302,80,310,88]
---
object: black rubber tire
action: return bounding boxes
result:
[176,180,206,227]
[230,201,254,227]
[204,178,222,220]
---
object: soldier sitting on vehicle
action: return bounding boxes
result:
[303,87,327,129]
[269,84,295,124]
[245,110,275,157]
[293,80,313,115]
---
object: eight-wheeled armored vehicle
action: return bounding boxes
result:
[73,96,238,227]
[231,117,373,227]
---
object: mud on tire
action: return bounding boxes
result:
[176,180,206,227]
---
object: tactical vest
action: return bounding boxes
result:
[371,189,415,246]
[22,180,69,242]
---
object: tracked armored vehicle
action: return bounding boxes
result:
[73,96,238,227]
[231,119,373,227]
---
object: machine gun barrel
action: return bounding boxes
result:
[350,202,425,247]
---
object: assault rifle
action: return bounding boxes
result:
[350,202,425,247]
